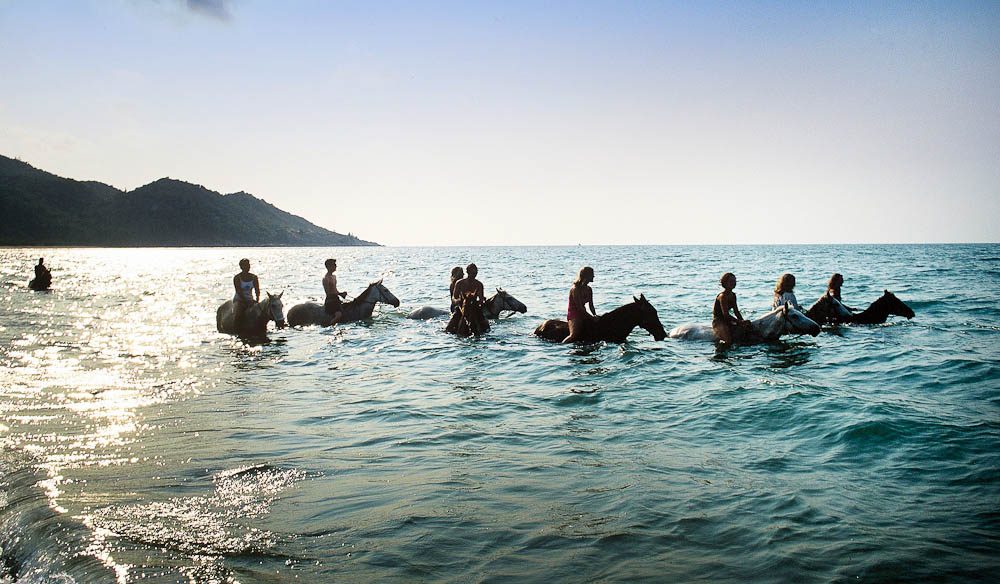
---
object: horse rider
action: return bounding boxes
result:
[34,258,52,288]
[772,273,804,311]
[712,272,750,344]
[563,266,598,343]
[323,258,348,325]
[452,263,485,307]
[233,258,260,329]
[449,266,464,313]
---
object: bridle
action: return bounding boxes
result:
[487,291,518,319]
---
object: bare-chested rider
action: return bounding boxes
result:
[323,258,348,325]
[452,263,485,306]
[712,272,750,344]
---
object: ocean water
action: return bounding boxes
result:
[0,244,997,583]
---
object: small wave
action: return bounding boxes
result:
[89,463,305,558]
[836,419,904,444]
[0,451,118,583]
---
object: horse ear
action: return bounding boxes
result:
[266,292,273,299]
[633,295,639,303]
[378,278,384,285]
[640,293,647,302]
[278,291,283,299]
[496,287,501,293]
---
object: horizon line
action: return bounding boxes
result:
[4,241,998,250]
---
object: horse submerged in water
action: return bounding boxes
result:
[28,277,51,291]
[445,292,490,337]
[216,292,286,339]
[668,303,821,344]
[534,294,667,343]
[286,280,400,327]
[408,288,527,320]
[805,291,854,325]
[806,290,915,325]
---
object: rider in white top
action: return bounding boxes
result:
[772,273,803,311]
[772,291,803,311]
[232,259,260,328]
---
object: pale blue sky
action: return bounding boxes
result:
[2,1,998,245]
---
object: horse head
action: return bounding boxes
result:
[488,287,527,315]
[782,304,821,337]
[633,294,667,341]
[362,279,401,308]
[265,291,286,329]
[880,290,915,319]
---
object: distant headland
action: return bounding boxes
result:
[0,155,378,247]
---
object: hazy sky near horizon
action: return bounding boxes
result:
[1,1,998,245]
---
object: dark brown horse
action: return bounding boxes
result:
[805,289,914,325]
[534,294,667,343]
[849,290,915,324]
[446,292,490,337]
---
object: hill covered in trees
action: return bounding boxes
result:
[0,155,377,246]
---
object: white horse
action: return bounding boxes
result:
[668,303,821,343]
[407,288,527,320]
[287,280,400,327]
[216,292,286,338]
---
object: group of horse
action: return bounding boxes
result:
[215,278,915,347]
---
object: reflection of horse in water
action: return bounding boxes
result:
[286,280,400,327]
[806,290,914,325]
[408,288,527,320]
[446,293,490,337]
[217,292,286,338]
[669,303,821,344]
[534,295,667,343]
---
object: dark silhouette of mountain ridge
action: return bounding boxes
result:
[0,155,377,246]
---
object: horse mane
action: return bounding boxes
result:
[596,300,641,331]
[852,290,912,324]
[600,300,639,319]
[345,281,380,307]
[252,294,272,315]
[872,291,894,307]
[457,291,487,333]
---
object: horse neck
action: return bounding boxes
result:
[805,298,825,321]
[599,303,641,340]
[244,297,272,332]
[852,297,888,324]
[345,284,378,317]
[482,294,501,318]
[806,296,841,322]
[751,310,784,339]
